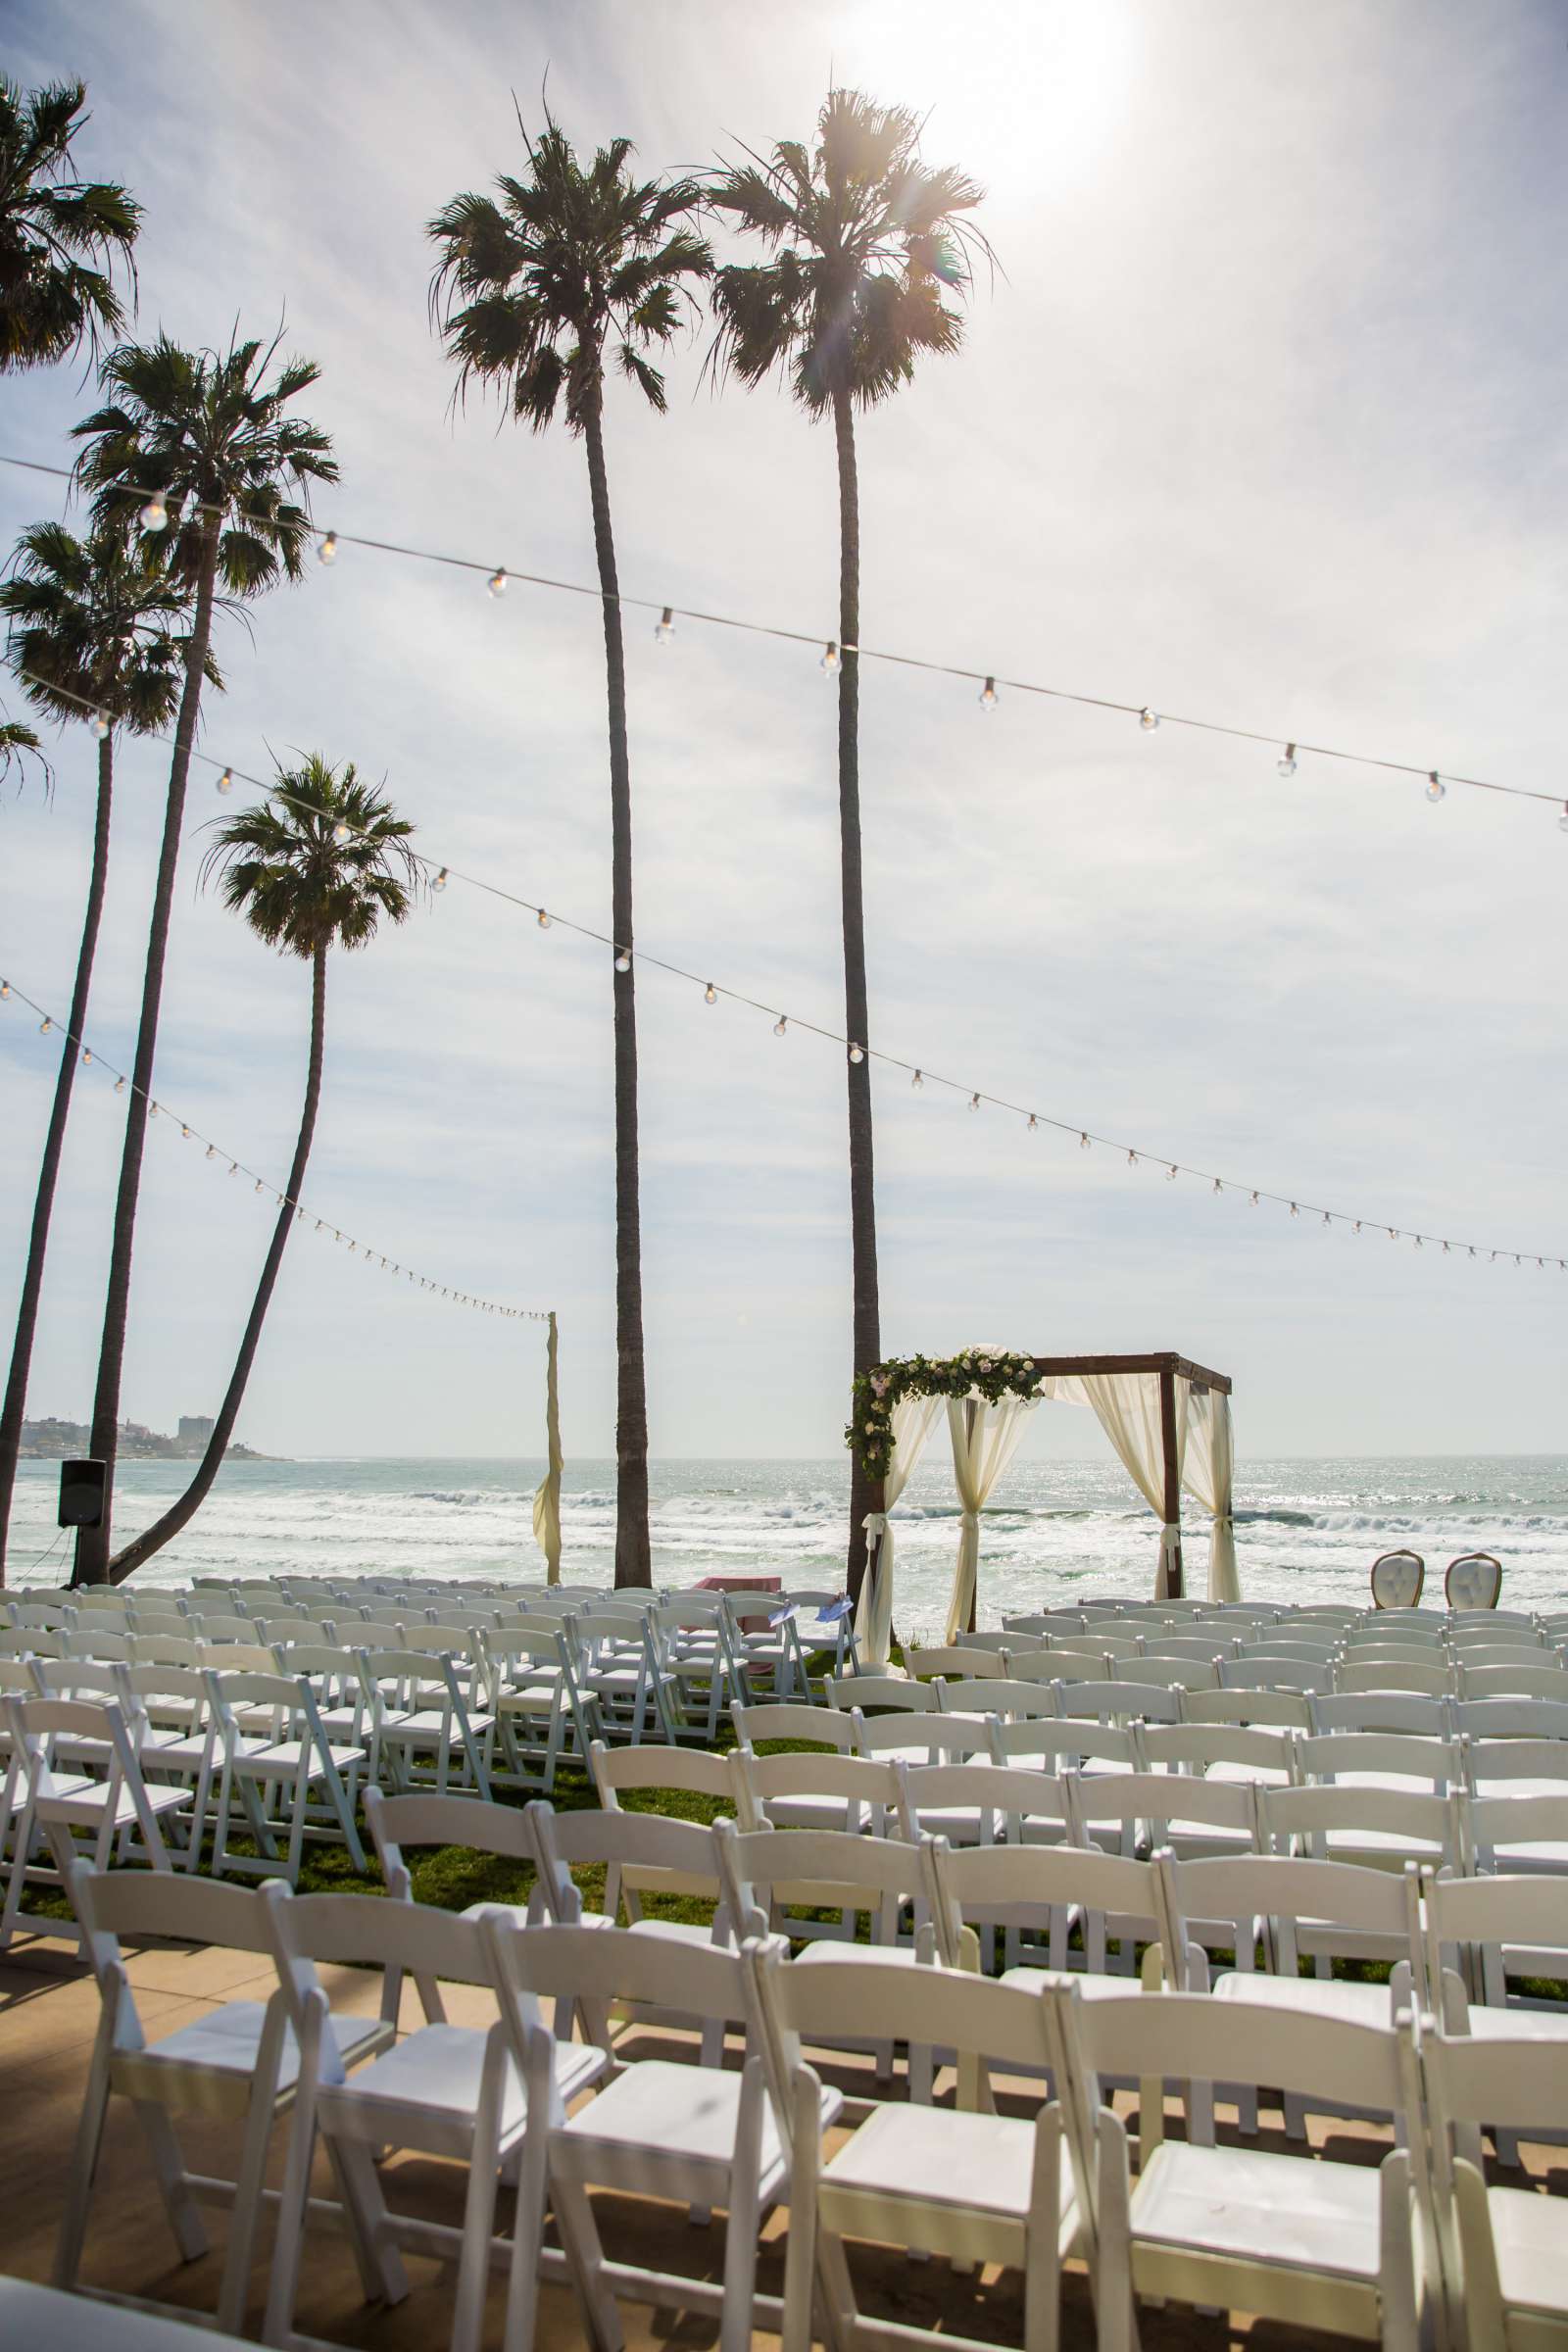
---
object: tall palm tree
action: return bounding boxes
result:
[0,520,209,1579]
[428,114,711,1588]
[70,331,336,1581]
[710,90,990,1604]
[0,76,140,372]
[110,759,417,1579]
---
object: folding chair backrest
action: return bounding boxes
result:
[1259,1780,1456,1858]
[259,1618,335,1647]
[749,1936,1053,2097]
[1335,1659,1453,1697]
[64,1628,132,1662]
[1184,1687,1314,1732]
[1054,1678,1184,1725]
[74,1860,277,1965]
[1465,1737,1568,1788]
[196,1615,258,1642]
[1114,1655,1220,1691]
[266,1886,495,2018]
[990,1716,1144,1773]
[206,1669,307,1725]
[1309,1690,1448,1736]
[731,1700,854,1752]
[491,1913,747,2037]
[730,1747,902,1829]
[1459,1662,1568,1702]
[851,1706,987,1760]
[1078,1770,1258,1842]
[824,1674,936,1712]
[1465,1790,1568,1869]
[326,1618,405,1646]
[925,1835,1161,1962]
[128,1634,200,1668]
[906,1645,1002,1681]
[1448,1694,1568,1742]
[1139,1722,1295,1780]
[532,1801,719,1913]
[1006,1649,1109,1685]
[0,1628,64,1659]
[934,1678,1059,1718]
[1221,1657,1335,1694]
[1418,1867,1568,2007]
[713,1818,923,1940]
[899,1762,1075,1842]
[363,1785,533,1897]
[589,1736,732,1808]
[198,1642,280,1677]
[1297,1731,1462,1789]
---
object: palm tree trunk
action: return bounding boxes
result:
[108,945,326,1581]
[74,521,221,1584]
[0,726,115,1583]
[833,384,883,1612]
[582,392,651,1589]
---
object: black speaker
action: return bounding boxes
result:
[59,1458,106,1529]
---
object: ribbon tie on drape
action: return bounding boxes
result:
[1154,1521,1183,1599]
[861,1513,889,1543]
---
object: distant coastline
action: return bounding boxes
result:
[19,1415,280,1464]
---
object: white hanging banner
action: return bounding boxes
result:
[943,1393,1037,1643]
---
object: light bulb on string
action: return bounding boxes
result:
[432,867,448,892]
[703,982,717,1004]
[1127,1150,1138,1166]
[254,1179,263,1195]
[614,950,631,972]
[978,676,998,712]
[38,1017,51,1035]
[487,567,508,598]
[1166,1163,1178,1181]
[655,607,674,645]
[536,908,551,929]
[138,491,169,531]
[332,820,351,844]
[1212,1177,1222,1195]
[1028,1114,1039,1132]
[114,1075,125,1093]
[1322,1211,1331,1227]
[318,530,338,564]
[1354,1221,1363,1235]
[217,767,233,795]
[206,1146,216,1160]
[849,1043,865,1064]
[820,641,840,673]
[773,1015,787,1036]
[911,1069,923,1089]
[1426,771,1446,804]
[1289,1201,1299,1217]
[91,710,111,740]
[179,1124,190,1140]
[1079,1131,1090,1150]
[968,1093,981,1111]
[1277,743,1297,778]
[227,1161,237,1176]
[1559,802,1568,834]
[80,1048,91,1065]
[1250,1191,1259,1207]
[1140,707,1159,731]
[0,980,8,998]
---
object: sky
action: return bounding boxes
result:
[1,0,1564,1468]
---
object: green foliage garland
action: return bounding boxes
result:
[846,1348,1044,1481]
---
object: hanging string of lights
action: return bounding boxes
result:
[1,449,1562,826]
[0,974,549,1323]
[6,666,1562,1276]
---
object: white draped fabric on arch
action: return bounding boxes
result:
[856,1351,1235,1664]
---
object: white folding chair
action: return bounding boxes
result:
[1139,1720,1297,1788]
[897,1760,1077,1854]
[748,1939,1072,2352]
[205,1670,367,1882]
[355,1645,495,1797]
[728,1746,903,1835]
[1463,1789,1568,1876]
[261,1885,608,2352]
[923,1832,1167,1984]
[59,1863,393,2334]
[1259,1780,1459,1875]
[1045,1981,1424,2352]
[1415,2019,1568,2349]
[1,1696,190,1943]
[1073,1769,1260,1863]
[488,1917,799,2352]
[363,1785,536,2025]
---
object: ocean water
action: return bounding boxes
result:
[8,1453,1568,1630]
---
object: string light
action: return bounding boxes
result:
[1,451,1558,826]
[1028,1114,1038,1131]
[704,982,717,1004]
[91,710,111,740]
[1277,743,1297,778]
[1166,1162,1178,1180]
[432,866,448,891]
[138,491,169,532]
[180,1123,191,1139]
[38,1017,51,1035]
[80,1048,91,1065]
[1212,1177,1222,1194]
[614,950,631,971]
[968,1092,981,1110]
[1426,771,1446,805]
[318,530,338,564]
[774,1015,787,1036]
[655,606,674,644]
[820,641,840,673]
[332,819,351,844]
[1250,1191,1259,1206]
[1079,1131,1090,1150]
[6,681,1559,1277]
[1290,1200,1299,1217]
[487,566,508,598]
[1,973,549,1321]
[1560,802,1568,833]
[978,676,998,712]
[216,767,233,795]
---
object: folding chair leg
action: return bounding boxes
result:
[216,2002,287,2334]
[781,2074,822,2352]
[718,2059,765,2352]
[52,1999,116,2288]
[450,2032,508,2352]
[501,2100,551,2352]
[549,2172,624,2352]
[133,2097,209,2263]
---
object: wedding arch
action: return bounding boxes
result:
[845,1348,1236,1664]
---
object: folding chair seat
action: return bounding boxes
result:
[355,1646,494,1798]
[728,1746,903,1835]
[1415,2020,1568,2348]
[748,1939,1072,2352]
[1045,1982,1425,2352]
[205,1670,367,1881]
[1,1697,190,1943]
[261,1886,608,2352]
[57,1864,393,2334]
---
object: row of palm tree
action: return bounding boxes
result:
[0,76,416,1583]
[1,74,990,1602]
[427,92,990,1596]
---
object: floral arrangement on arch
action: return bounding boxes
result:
[846,1348,1045,1481]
